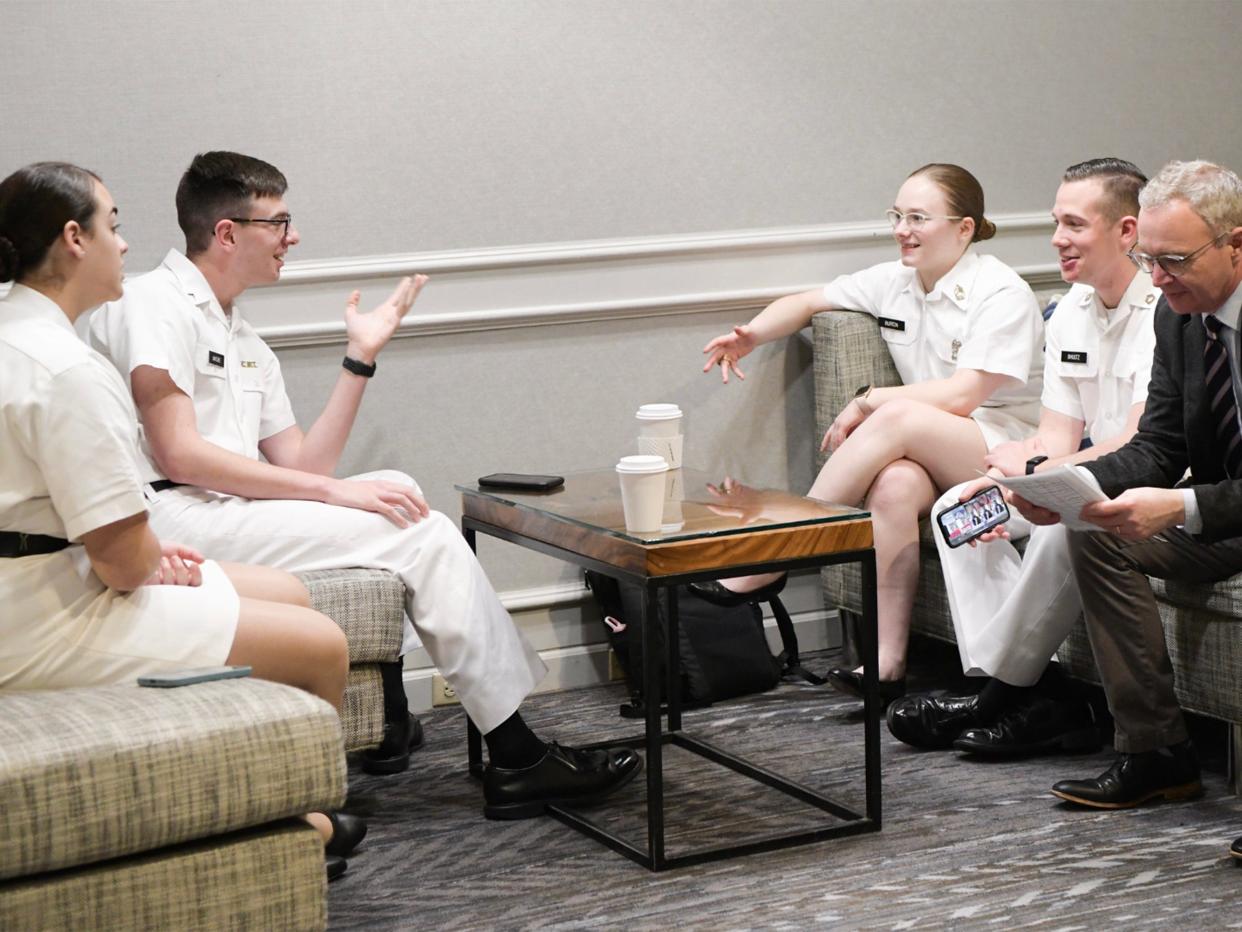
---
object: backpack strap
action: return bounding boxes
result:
[766,594,827,685]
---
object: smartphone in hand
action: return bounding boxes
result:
[935,485,1010,549]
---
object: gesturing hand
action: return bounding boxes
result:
[326,478,431,528]
[344,275,430,364]
[701,325,757,383]
[144,541,205,587]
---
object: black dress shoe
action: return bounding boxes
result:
[688,574,787,607]
[1230,836,1242,860]
[826,667,905,706]
[360,713,425,775]
[483,742,643,820]
[326,855,348,882]
[953,697,1100,758]
[324,810,368,858]
[1050,740,1201,809]
[887,692,985,750]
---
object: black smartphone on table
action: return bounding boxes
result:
[935,485,1010,548]
[477,473,565,492]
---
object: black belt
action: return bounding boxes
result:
[0,531,71,558]
[149,480,185,492]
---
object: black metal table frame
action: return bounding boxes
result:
[462,515,880,872]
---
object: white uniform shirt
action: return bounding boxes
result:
[1041,271,1159,443]
[85,250,297,478]
[0,285,147,541]
[821,250,1045,446]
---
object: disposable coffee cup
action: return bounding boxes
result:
[615,455,669,533]
[636,403,684,467]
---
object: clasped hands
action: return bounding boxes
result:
[144,541,205,587]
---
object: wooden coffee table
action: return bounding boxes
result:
[457,468,879,871]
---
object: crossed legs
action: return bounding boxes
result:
[722,400,989,680]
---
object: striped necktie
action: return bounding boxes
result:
[1203,314,1242,478]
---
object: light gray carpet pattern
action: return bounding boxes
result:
[329,660,1241,930]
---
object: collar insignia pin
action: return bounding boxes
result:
[954,285,966,301]
[951,339,961,361]
[1146,293,1155,304]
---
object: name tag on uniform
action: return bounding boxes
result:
[1061,350,1088,364]
[207,350,225,368]
[878,317,906,332]
[240,360,258,369]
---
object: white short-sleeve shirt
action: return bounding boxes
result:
[0,285,148,541]
[84,250,297,478]
[820,250,1045,447]
[1041,271,1159,443]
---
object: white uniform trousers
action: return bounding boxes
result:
[146,470,546,733]
[933,481,1082,686]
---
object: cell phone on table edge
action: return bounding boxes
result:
[477,473,565,492]
[935,485,1010,549]
[137,665,252,688]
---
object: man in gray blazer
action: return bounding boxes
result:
[1009,161,1242,840]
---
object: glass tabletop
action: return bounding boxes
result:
[457,468,868,544]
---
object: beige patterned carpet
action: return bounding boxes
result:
[329,651,1241,930]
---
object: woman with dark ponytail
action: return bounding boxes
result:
[0,162,363,880]
[699,164,1044,701]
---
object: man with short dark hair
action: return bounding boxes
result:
[87,151,641,820]
[888,158,1160,755]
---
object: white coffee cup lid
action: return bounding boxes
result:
[635,403,682,421]
[616,454,669,474]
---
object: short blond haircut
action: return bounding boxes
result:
[1139,160,1242,236]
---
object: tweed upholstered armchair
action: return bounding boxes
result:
[298,568,405,752]
[811,309,1242,785]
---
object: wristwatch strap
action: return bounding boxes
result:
[1025,455,1049,475]
[342,355,377,378]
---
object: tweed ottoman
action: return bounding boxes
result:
[0,679,345,930]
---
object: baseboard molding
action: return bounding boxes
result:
[400,604,840,716]
[240,215,1064,347]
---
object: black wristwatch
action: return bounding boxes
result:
[1025,455,1049,475]
[342,355,377,378]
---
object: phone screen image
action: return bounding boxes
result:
[935,485,1010,549]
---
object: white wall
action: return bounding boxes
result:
[5,1,1240,270]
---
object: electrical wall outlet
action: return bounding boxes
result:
[432,674,459,707]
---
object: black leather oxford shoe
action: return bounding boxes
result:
[887,692,985,750]
[953,697,1100,758]
[326,855,348,882]
[1050,740,1201,809]
[826,668,905,707]
[1230,836,1242,860]
[360,712,425,775]
[688,574,787,607]
[483,742,643,820]
[325,810,368,858]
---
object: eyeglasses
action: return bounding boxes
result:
[1128,233,1225,276]
[228,215,293,239]
[885,209,964,231]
